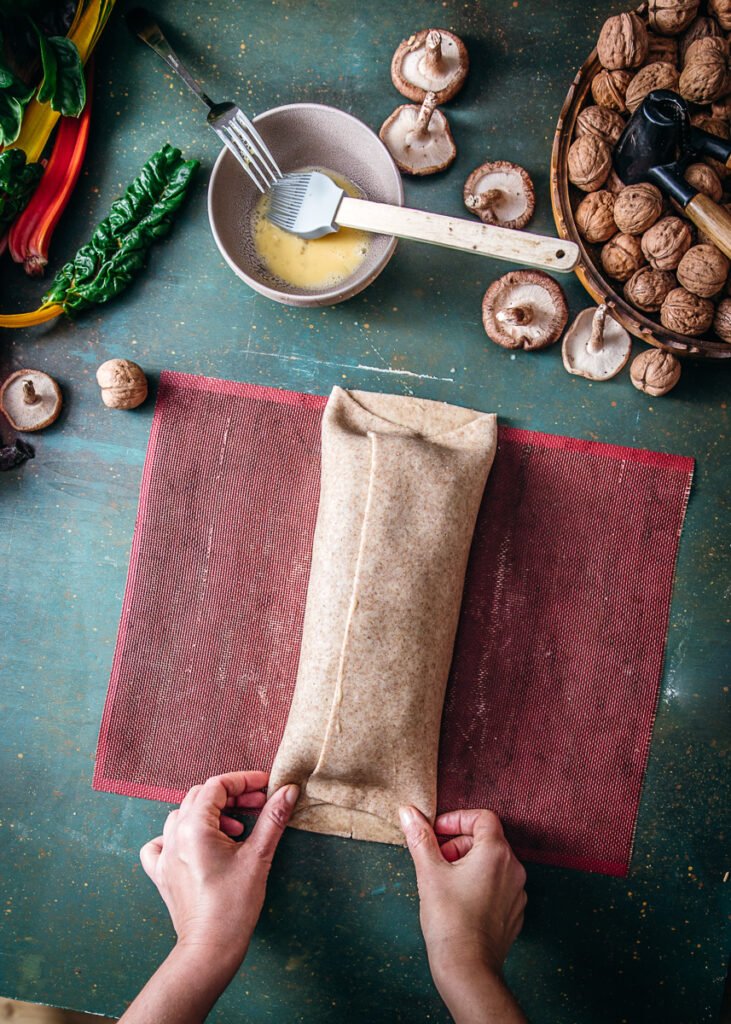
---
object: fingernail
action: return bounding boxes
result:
[399,806,414,828]
[283,784,300,808]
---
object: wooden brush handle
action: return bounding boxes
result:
[685,193,731,260]
[335,197,579,274]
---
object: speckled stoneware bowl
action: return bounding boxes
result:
[207,103,404,307]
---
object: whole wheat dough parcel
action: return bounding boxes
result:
[267,387,497,844]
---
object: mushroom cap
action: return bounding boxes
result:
[561,306,632,381]
[481,271,569,350]
[379,102,457,176]
[0,369,62,432]
[463,161,536,230]
[391,29,469,103]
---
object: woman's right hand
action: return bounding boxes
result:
[400,805,528,1024]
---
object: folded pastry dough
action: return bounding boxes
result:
[267,387,497,844]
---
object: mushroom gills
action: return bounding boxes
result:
[380,103,455,174]
[493,283,561,344]
[401,34,463,91]
[562,306,632,381]
[468,171,530,223]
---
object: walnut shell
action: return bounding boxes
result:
[676,243,730,296]
[691,112,729,177]
[679,15,722,64]
[679,38,729,102]
[646,31,679,64]
[597,12,648,69]
[601,232,646,281]
[625,62,680,112]
[648,0,700,36]
[684,161,723,201]
[630,349,682,395]
[575,190,617,243]
[613,183,663,234]
[708,0,731,32]
[575,105,626,145]
[96,358,148,409]
[591,68,634,112]
[711,93,731,118]
[660,286,714,334]
[567,134,612,192]
[624,266,678,310]
[712,296,731,340]
[641,216,693,270]
[605,167,628,195]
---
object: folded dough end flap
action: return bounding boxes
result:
[330,387,497,451]
[288,797,408,846]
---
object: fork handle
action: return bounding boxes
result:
[335,197,579,274]
[127,7,214,109]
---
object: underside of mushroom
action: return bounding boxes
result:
[481,271,569,350]
[464,161,536,230]
[391,28,469,103]
[561,305,632,381]
[379,93,457,175]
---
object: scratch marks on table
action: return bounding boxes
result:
[247,348,455,383]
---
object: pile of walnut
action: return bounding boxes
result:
[569,3,731,347]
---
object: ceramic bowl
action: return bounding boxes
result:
[207,103,404,307]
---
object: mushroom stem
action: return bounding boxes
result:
[413,92,439,137]
[466,188,502,211]
[496,305,533,327]
[421,31,444,76]
[23,380,40,405]
[588,304,607,353]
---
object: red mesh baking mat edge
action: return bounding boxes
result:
[93,370,694,878]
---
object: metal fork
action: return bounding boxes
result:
[127,7,282,192]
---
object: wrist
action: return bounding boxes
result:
[426,935,501,986]
[172,935,248,979]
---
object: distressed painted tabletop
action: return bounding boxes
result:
[1,1,729,1021]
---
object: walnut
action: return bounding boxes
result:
[613,182,663,234]
[567,134,612,191]
[641,216,693,270]
[597,13,648,69]
[625,62,680,112]
[575,105,625,145]
[646,31,679,64]
[712,296,731,340]
[96,358,148,409]
[648,0,700,36]
[684,161,723,201]
[708,0,731,31]
[679,37,729,102]
[630,349,682,395]
[591,68,634,113]
[679,15,722,64]
[711,94,731,119]
[676,243,730,296]
[691,112,729,177]
[601,232,646,281]
[575,190,617,242]
[624,266,678,310]
[660,286,714,334]
[605,167,628,195]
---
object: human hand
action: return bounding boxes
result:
[399,806,526,980]
[140,772,298,966]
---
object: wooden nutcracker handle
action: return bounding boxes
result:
[685,193,731,260]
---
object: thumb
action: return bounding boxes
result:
[246,784,299,866]
[399,805,442,874]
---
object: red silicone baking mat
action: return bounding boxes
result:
[93,371,693,876]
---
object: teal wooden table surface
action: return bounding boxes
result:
[1,1,729,1021]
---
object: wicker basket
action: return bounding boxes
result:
[550,42,731,360]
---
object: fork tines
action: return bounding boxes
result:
[217,108,283,192]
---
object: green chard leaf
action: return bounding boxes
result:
[32,17,58,105]
[46,35,84,115]
[0,148,43,235]
[44,143,199,313]
[0,76,35,145]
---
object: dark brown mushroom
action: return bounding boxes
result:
[463,161,536,230]
[482,271,569,350]
[379,93,456,175]
[0,368,62,432]
[391,29,469,104]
